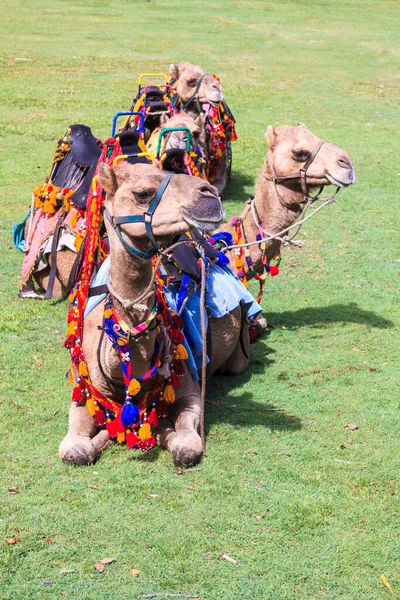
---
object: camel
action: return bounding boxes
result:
[221,124,355,280]
[170,61,224,114]
[59,162,254,467]
[150,112,208,176]
[170,61,234,195]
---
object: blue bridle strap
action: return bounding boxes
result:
[104,172,174,260]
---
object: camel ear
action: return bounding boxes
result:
[194,114,205,128]
[97,163,117,195]
[160,113,169,127]
[265,125,277,149]
[169,63,179,79]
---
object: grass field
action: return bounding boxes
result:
[1,1,399,598]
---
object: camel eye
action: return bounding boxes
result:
[292,149,311,162]
[134,190,154,204]
[193,131,200,139]
[186,78,197,88]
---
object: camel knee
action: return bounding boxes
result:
[171,431,203,468]
[59,435,98,466]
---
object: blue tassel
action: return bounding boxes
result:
[212,231,233,247]
[217,251,230,267]
[121,399,140,428]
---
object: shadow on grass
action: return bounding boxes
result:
[264,302,394,330]
[224,170,255,203]
[207,352,301,433]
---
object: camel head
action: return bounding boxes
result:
[170,61,223,109]
[159,112,206,154]
[98,162,223,258]
[265,124,355,200]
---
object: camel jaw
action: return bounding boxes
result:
[181,205,225,233]
[326,171,356,188]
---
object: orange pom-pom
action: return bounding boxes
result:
[164,383,175,404]
[78,362,88,377]
[128,379,141,396]
[175,343,188,360]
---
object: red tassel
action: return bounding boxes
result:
[170,370,180,389]
[148,406,159,427]
[106,419,117,439]
[126,429,140,448]
[114,413,126,433]
[269,265,279,277]
[94,408,107,427]
[174,359,185,376]
[72,385,83,403]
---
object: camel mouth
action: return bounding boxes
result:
[181,204,225,233]
[326,172,355,188]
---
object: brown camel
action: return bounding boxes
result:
[170,62,232,195]
[170,61,224,115]
[221,124,355,279]
[59,162,251,467]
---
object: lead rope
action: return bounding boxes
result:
[199,254,207,455]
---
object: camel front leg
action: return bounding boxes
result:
[59,402,112,466]
[157,376,203,468]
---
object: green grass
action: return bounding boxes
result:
[1,1,399,598]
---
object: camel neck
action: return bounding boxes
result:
[108,246,155,327]
[225,162,305,276]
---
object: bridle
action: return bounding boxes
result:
[181,74,208,113]
[263,140,329,208]
[104,172,174,260]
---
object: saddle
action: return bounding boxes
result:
[52,124,102,209]
[116,130,152,165]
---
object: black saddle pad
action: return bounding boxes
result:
[52,124,101,210]
[162,230,219,285]
[117,130,152,165]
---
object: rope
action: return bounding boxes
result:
[199,255,207,455]
[223,189,339,253]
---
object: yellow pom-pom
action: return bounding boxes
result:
[164,383,175,404]
[67,320,77,336]
[104,309,113,319]
[175,343,188,360]
[70,210,79,228]
[66,368,74,384]
[86,397,96,416]
[116,431,125,444]
[138,422,151,440]
[128,379,141,396]
[78,362,88,377]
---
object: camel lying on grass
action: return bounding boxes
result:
[59,163,255,467]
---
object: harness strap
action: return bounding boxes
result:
[104,172,174,260]
[182,74,206,112]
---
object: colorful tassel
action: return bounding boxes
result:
[126,429,140,448]
[128,378,141,396]
[148,405,159,427]
[175,343,188,360]
[138,415,152,440]
[78,362,88,377]
[164,383,176,404]
[121,398,140,428]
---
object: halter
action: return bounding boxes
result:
[181,74,207,113]
[263,140,326,207]
[104,172,173,260]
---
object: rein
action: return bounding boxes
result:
[181,74,207,113]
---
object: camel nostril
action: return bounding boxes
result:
[199,185,213,195]
[338,157,352,170]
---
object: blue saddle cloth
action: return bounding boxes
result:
[85,256,261,380]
